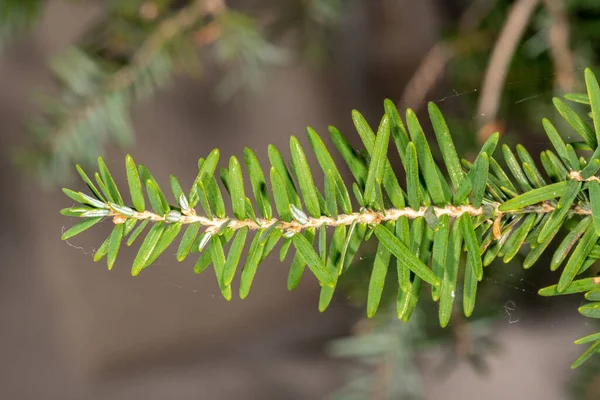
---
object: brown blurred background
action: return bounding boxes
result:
[0,0,599,399]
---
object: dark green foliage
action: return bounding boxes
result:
[61,68,600,368]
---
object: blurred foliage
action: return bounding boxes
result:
[0,0,44,50]
[444,0,600,139]
[212,11,288,99]
[328,312,426,399]
[330,236,524,399]
[268,0,344,65]
[3,0,347,184]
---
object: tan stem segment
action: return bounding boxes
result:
[107,200,590,234]
[106,171,598,233]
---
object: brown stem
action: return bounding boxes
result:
[542,0,574,92]
[477,0,540,127]
[400,0,498,110]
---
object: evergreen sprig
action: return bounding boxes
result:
[62,68,600,369]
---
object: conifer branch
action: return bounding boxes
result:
[61,68,600,369]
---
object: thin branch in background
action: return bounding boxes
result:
[400,0,497,110]
[543,0,574,92]
[477,0,540,129]
[21,0,294,182]
[20,0,235,182]
[400,42,454,110]
[192,20,223,46]
[51,0,222,154]
[457,0,498,32]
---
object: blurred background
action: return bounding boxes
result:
[2,0,600,398]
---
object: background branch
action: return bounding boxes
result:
[400,0,497,110]
[477,0,540,127]
[543,0,574,92]
[52,0,218,153]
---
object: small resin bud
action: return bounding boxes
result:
[283,230,296,238]
[482,204,495,218]
[290,204,308,225]
[166,210,182,223]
